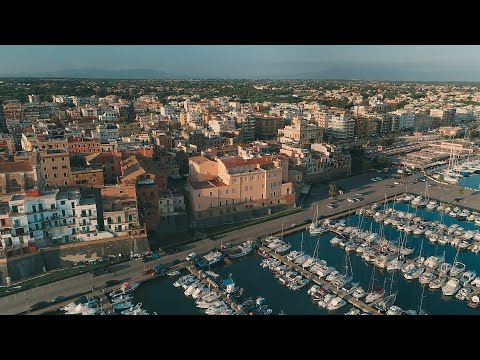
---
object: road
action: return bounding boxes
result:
[1,170,478,314]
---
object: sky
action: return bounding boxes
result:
[1,45,480,81]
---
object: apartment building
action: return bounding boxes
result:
[0,161,37,197]
[255,116,283,139]
[328,113,355,142]
[39,149,71,188]
[101,184,141,237]
[188,155,294,220]
[67,137,101,155]
[278,117,324,147]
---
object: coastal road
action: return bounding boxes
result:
[1,171,478,314]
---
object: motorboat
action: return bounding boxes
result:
[342,282,360,294]
[455,287,472,301]
[404,266,424,280]
[365,288,384,303]
[167,270,181,276]
[442,278,461,296]
[449,262,466,277]
[110,294,133,304]
[386,305,403,315]
[326,297,347,311]
[468,295,480,308]
[387,258,404,271]
[62,295,93,313]
[375,293,397,312]
[460,270,477,284]
[429,276,447,289]
[113,301,134,311]
[419,272,437,285]
[438,262,452,275]
[352,287,366,299]
[345,308,361,315]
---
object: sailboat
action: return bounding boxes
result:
[309,204,327,235]
[365,266,384,303]
[332,252,354,289]
[449,243,466,277]
[375,266,397,312]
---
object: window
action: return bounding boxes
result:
[209,191,213,196]
[71,202,75,209]
[219,201,222,206]
[160,201,163,205]
[197,193,201,198]
[198,204,201,209]
[232,199,235,204]
[107,217,112,224]
[117,216,121,223]
[245,186,248,191]
[250,186,253,191]
[32,205,36,212]
[44,174,48,179]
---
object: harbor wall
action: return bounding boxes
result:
[5,253,45,283]
[0,235,150,285]
[40,235,150,270]
[193,203,294,229]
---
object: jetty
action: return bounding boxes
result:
[185,264,243,314]
[260,246,383,315]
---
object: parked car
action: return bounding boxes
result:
[186,252,197,261]
[30,301,50,312]
[303,219,312,224]
[141,269,155,276]
[51,296,67,304]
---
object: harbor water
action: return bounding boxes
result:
[458,174,480,191]
[134,202,480,315]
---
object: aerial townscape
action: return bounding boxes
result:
[3,45,480,316]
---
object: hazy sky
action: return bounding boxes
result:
[1,45,480,80]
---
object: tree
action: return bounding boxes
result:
[438,174,445,183]
[328,183,338,198]
[458,188,465,197]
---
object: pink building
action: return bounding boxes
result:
[188,155,294,220]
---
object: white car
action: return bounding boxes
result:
[355,193,363,197]
[347,198,355,203]
[370,178,378,182]
[375,177,382,181]
[393,181,400,185]
[186,252,197,261]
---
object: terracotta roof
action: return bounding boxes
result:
[0,161,32,173]
[220,156,274,168]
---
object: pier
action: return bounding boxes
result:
[185,264,243,314]
[260,246,383,315]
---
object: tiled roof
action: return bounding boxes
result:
[0,161,32,173]
[220,156,273,168]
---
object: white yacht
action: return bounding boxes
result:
[326,297,347,311]
[449,262,466,277]
[442,278,461,296]
[429,276,447,289]
[460,270,476,284]
[455,287,472,301]
[419,272,437,284]
[352,287,366,299]
[386,305,403,315]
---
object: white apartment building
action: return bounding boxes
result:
[392,110,415,130]
[209,116,235,133]
[92,123,120,143]
[328,113,355,141]
[8,189,99,248]
[98,110,118,122]
[455,107,474,122]
[81,107,98,117]
[159,190,186,218]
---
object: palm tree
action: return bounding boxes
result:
[328,183,338,199]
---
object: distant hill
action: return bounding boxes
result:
[0,68,180,79]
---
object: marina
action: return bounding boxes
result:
[129,193,480,315]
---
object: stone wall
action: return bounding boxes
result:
[193,203,293,229]
[5,253,45,283]
[40,236,150,270]
[0,235,150,285]
[307,168,350,183]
